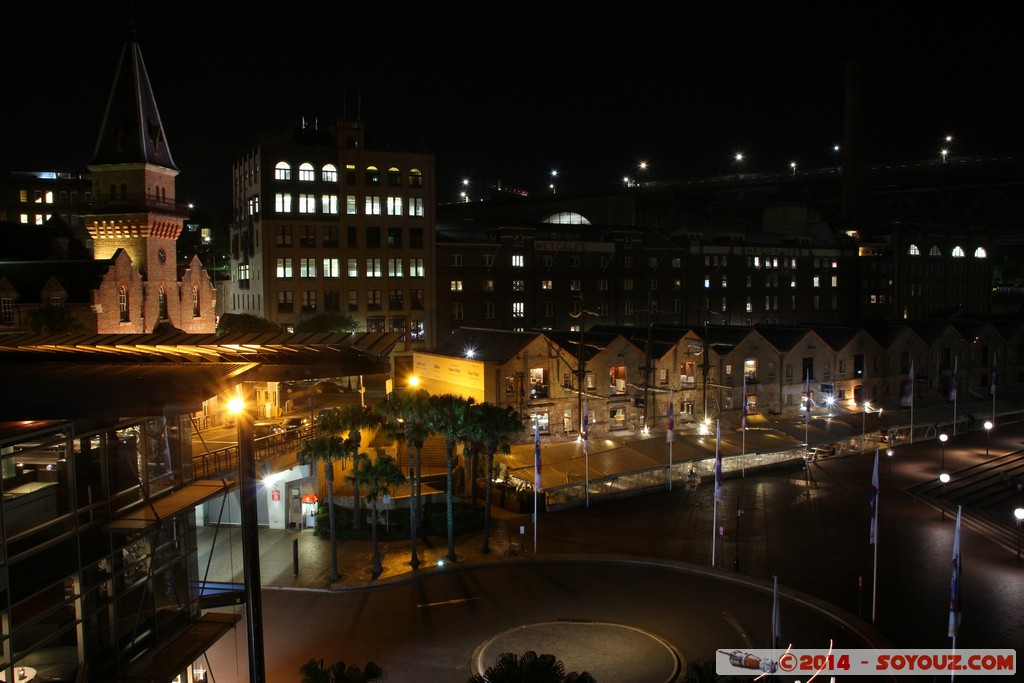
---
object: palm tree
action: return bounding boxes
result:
[374,387,431,569]
[468,403,524,554]
[333,404,379,531]
[467,650,596,683]
[296,409,347,581]
[297,657,384,683]
[427,393,476,561]
[346,452,406,577]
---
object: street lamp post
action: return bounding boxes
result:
[229,388,267,683]
[733,500,744,572]
[862,401,869,453]
[984,420,993,457]
[1014,507,1024,563]
[886,447,894,490]
[939,433,948,473]
[939,472,950,521]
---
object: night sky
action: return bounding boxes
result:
[2,2,1021,217]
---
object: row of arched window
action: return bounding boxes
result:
[118,286,202,323]
[274,162,424,187]
[907,244,987,258]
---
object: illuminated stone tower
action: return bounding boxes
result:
[81,39,215,333]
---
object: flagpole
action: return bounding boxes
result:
[910,359,915,444]
[667,389,674,491]
[991,353,997,426]
[872,447,879,624]
[771,575,780,655]
[583,400,590,507]
[711,495,718,567]
[949,505,962,682]
[741,375,747,477]
[804,370,810,460]
[953,355,958,437]
[712,419,722,567]
[533,418,540,555]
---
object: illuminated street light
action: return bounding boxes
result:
[939,472,951,520]
[984,420,993,456]
[941,148,949,164]
[550,170,558,194]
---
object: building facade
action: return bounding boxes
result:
[227,119,437,369]
[416,321,1023,441]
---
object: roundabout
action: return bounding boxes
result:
[472,621,682,682]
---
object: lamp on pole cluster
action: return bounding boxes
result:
[984,420,993,456]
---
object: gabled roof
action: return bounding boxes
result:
[91,40,177,170]
[432,327,543,364]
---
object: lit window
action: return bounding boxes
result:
[541,280,553,290]
[346,196,357,214]
[275,161,291,180]
[276,258,293,278]
[512,254,524,267]
[365,196,381,215]
[974,247,987,258]
[409,259,425,277]
[323,258,340,278]
[513,280,525,291]
[275,193,292,213]
[387,197,403,216]
[347,259,359,277]
[512,302,524,318]
[298,194,316,213]
[388,259,403,277]
[908,244,920,256]
[321,164,338,182]
[298,162,315,181]
[321,195,338,214]
[300,258,317,278]
[409,169,423,187]
[451,280,463,291]
[365,166,380,184]
[366,259,382,277]
[951,246,966,258]
[409,197,424,216]
[118,289,129,322]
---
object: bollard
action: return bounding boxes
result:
[293,538,299,576]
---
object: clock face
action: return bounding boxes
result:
[158,248,166,263]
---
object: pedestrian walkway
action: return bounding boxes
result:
[197,503,532,592]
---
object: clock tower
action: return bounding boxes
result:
[82,38,215,333]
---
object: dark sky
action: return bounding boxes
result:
[2,2,1021,217]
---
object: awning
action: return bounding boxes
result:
[104,479,233,534]
[125,612,239,683]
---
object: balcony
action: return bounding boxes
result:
[91,192,190,217]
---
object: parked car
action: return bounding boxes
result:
[313,381,344,395]
[280,416,310,430]
[253,422,286,442]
